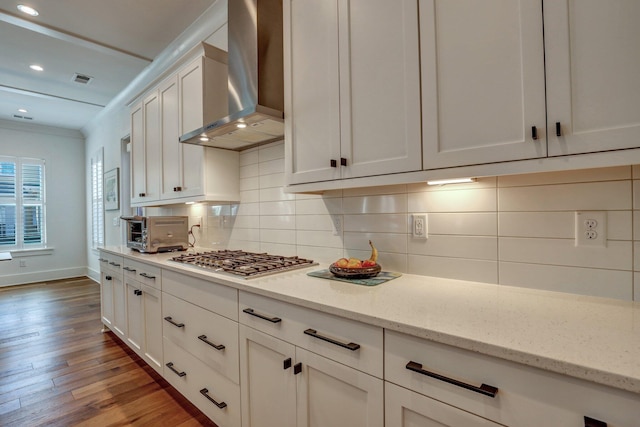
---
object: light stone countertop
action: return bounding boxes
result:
[100,246,640,394]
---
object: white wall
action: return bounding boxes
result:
[0,119,86,286]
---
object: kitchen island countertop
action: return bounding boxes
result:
[100,246,640,394]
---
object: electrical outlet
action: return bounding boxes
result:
[575,211,607,247]
[412,214,428,239]
[112,217,119,226]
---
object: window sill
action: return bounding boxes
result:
[8,248,54,257]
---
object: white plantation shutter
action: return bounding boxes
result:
[91,149,104,248]
[0,156,46,249]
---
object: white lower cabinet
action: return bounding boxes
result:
[385,382,500,427]
[385,330,639,427]
[238,291,384,427]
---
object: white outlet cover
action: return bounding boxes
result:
[411,213,428,239]
[575,211,607,247]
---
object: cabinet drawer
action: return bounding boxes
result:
[239,291,383,378]
[163,338,240,427]
[123,259,161,289]
[162,292,239,384]
[385,330,640,427]
[162,269,238,321]
[99,253,123,275]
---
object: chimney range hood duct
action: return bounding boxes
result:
[180,0,284,151]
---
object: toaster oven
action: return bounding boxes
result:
[122,216,189,253]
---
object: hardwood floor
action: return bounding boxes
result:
[0,277,216,427]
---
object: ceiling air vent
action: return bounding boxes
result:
[72,73,93,85]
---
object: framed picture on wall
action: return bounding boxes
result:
[104,168,120,211]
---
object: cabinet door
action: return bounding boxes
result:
[100,270,114,328]
[545,0,640,156]
[421,0,546,169]
[142,284,162,374]
[239,326,296,427]
[159,76,182,200]
[340,0,421,179]
[112,273,127,338]
[284,0,342,184]
[296,347,383,427]
[125,279,143,354]
[130,102,146,204]
[385,382,500,427]
[178,58,207,199]
[142,91,161,203]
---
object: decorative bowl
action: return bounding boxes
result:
[329,263,381,279]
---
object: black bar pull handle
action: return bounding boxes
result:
[123,266,136,272]
[284,358,292,370]
[406,361,498,398]
[584,416,607,427]
[531,126,538,140]
[330,159,337,168]
[166,362,186,377]
[139,272,155,279]
[242,308,282,323]
[105,275,112,281]
[98,258,107,263]
[340,157,347,166]
[200,388,227,409]
[198,335,225,351]
[294,363,302,375]
[109,261,121,267]
[556,121,562,137]
[164,316,185,328]
[304,328,360,351]
[134,289,142,296]
[173,186,182,192]
[139,192,146,197]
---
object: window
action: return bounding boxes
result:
[91,148,104,249]
[0,156,46,249]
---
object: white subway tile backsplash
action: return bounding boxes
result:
[498,181,632,211]
[343,194,407,214]
[408,255,498,283]
[499,262,633,300]
[499,237,632,270]
[343,214,407,233]
[194,140,640,300]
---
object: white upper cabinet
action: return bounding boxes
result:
[285,0,422,185]
[545,0,640,156]
[421,0,547,169]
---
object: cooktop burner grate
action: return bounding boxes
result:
[169,250,317,278]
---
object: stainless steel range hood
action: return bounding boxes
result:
[180,0,284,151]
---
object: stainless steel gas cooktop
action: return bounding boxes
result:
[169,250,317,279]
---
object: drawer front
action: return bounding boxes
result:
[163,338,240,427]
[162,269,238,321]
[385,330,640,427]
[239,291,383,378]
[123,259,161,289]
[162,292,239,384]
[100,253,123,276]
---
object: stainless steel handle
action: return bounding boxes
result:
[304,329,360,351]
[198,335,225,351]
[406,361,498,398]
[199,388,227,409]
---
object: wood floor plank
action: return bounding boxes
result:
[0,277,217,426]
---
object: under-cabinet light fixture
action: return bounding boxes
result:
[17,4,39,16]
[236,122,247,129]
[18,108,28,113]
[427,177,476,186]
[29,64,44,72]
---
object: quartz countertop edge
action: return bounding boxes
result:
[100,246,640,394]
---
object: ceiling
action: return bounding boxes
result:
[0,0,217,130]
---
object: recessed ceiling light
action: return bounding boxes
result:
[18,108,28,113]
[17,4,39,16]
[29,64,44,72]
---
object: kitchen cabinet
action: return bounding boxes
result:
[385,330,639,427]
[131,43,240,207]
[161,269,241,427]
[284,0,422,185]
[544,0,640,156]
[98,254,122,330]
[123,259,163,375]
[420,0,546,169]
[238,291,384,427]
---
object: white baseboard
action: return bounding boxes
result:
[0,267,90,287]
